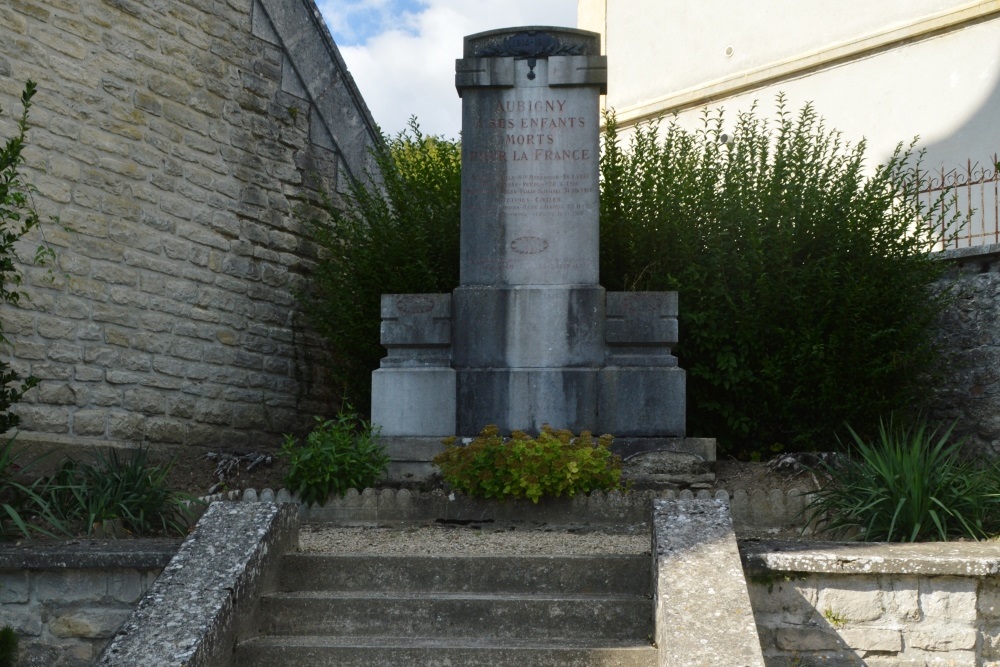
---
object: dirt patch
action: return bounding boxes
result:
[713,458,825,495]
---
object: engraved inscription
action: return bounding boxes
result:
[396,296,434,314]
[510,236,549,255]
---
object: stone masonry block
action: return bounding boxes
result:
[73,410,107,436]
[605,291,678,343]
[746,578,817,621]
[108,412,144,440]
[13,405,70,433]
[34,570,110,603]
[774,626,842,652]
[1,609,41,637]
[108,569,150,604]
[920,576,978,622]
[0,570,29,603]
[838,628,902,652]
[885,576,920,622]
[816,576,885,622]
[50,609,131,639]
[910,627,977,651]
[598,366,685,436]
[371,368,456,437]
[379,293,451,368]
[981,579,1000,619]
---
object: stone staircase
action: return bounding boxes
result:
[235,552,657,666]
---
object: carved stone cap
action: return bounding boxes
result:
[464,26,602,59]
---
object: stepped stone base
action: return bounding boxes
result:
[381,435,716,484]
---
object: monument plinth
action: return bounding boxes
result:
[372,27,701,480]
[454,27,606,433]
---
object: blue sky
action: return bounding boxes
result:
[316,0,578,138]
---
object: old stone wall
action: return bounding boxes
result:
[743,542,1000,666]
[933,245,1000,459]
[0,540,176,667]
[0,0,379,452]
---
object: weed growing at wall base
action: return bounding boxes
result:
[280,409,389,506]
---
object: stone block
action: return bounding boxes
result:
[980,579,1000,619]
[909,626,977,651]
[35,570,109,603]
[598,366,685,436]
[605,291,678,342]
[816,577,885,622]
[452,285,605,368]
[379,293,451,368]
[50,610,130,639]
[1,609,41,636]
[108,569,147,603]
[886,576,920,622]
[371,368,456,437]
[839,628,902,652]
[73,410,107,436]
[920,576,978,622]
[745,578,817,622]
[0,570,29,603]
[456,368,599,435]
[774,626,842,651]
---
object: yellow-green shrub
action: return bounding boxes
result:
[434,425,622,503]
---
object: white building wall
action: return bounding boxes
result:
[580,0,1000,170]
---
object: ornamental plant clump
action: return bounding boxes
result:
[280,409,389,507]
[803,419,1000,542]
[434,425,623,503]
[37,447,199,537]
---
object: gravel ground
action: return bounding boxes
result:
[298,524,651,556]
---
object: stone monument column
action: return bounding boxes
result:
[452,27,608,434]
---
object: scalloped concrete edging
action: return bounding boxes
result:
[198,486,816,532]
[96,502,297,667]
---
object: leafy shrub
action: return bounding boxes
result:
[280,409,389,506]
[1,80,50,432]
[804,420,1000,541]
[299,120,461,412]
[434,425,623,503]
[40,447,197,537]
[600,99,956,456]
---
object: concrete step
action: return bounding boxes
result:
[279,554,651,596]
[258,590,653,641]
[236,636,657,667]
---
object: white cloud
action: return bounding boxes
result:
[322,0,579,139]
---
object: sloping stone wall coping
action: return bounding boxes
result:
[96,502,298,667]
[0,538,179,569]
[741,539,1000,576]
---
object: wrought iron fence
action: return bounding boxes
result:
[918,154,1000,250]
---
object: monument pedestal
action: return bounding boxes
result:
[371,27,700,480]
[456,368,599,435]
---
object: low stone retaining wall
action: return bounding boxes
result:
[0,540,178,667]
[96,502,297,667]
[742,540,1000,666]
